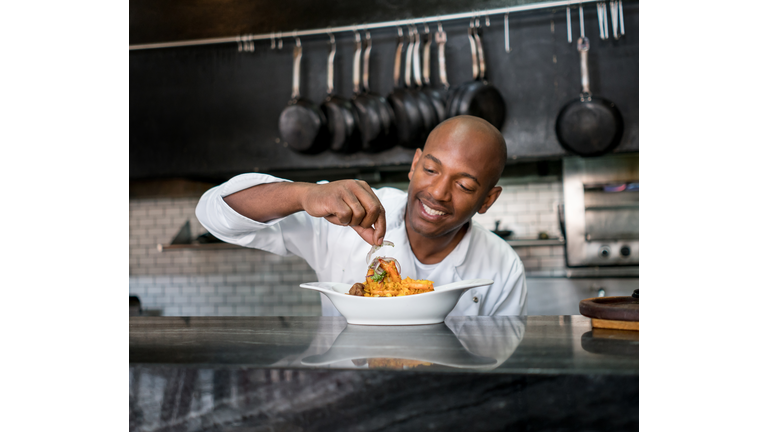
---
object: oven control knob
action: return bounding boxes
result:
[620,246,631,257]
[599,246,611,258]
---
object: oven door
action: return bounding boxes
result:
[563,154,639,267]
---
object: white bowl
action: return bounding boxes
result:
[299,279,494,325]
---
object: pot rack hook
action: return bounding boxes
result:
[327,28,335,46]
[598,2,611,40]
[293,30,301,48]
[277,31,283,49]
[566,4,573,43]
[504,10,511,53]
[423,18,429,34]
[270,32,275,49]
[485,9,491,27]
[247,34,254,52]
[609,1,617,39]
[618,0,625,36]
[396,21,403,38]
[578,4,585,39]
[236,34,242,52]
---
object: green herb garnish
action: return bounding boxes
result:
[371,271,386,282]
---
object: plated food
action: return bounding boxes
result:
[298,241,494,325]
[348,256,434,297]
[348,240,434,297]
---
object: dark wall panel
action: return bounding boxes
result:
[129,1,638,180]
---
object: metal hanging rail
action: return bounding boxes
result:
[129,0,608,51]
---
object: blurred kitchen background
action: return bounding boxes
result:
[129,0,639,317]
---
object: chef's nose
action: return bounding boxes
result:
[430,175,451,202]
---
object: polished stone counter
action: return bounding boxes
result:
[130,316,638,431]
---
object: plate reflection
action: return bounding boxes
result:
[295,316,526,371]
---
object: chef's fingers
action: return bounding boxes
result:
[351,224,378,246]
[352,181,385,236]
[326,200,353,226]
[374,207,387,246]
[341,189,368,228]
[357,181,387,246]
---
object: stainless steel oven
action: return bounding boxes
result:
[561,154,638,274]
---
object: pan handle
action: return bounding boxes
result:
[291,36,302,100]
[422,23,432,86]
[353,30,362,95]
[362,31,372,93]
[473,18,486,81]
[404,26,414,88]
[412,25,424,87]
[577,37,591,97]
[435,23,449,89]
[393,27,404,88]
[326,33,336,95]
[467,19,478,80]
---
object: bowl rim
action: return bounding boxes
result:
[299,279,494,301]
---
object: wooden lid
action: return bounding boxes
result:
[579,296,639,322]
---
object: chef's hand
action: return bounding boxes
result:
[301,180,386,246]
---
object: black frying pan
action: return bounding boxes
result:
[361,30,397,152]
[418,25,447,124]
[321,33,361,153]
[555,35,623,157]
[446,20,480,118]
[386,28,424,147]
[278,37,328,154]
[351,31,394,152]
[454,20,506,130]
[403,25,436,148]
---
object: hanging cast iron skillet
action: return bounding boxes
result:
[453,20,506,130]
[321,33,361,153]
[405,25,438,147]
[278,37,329,154]
[386,28,424,147]
[360,30,397,152]
[555,35,623,157]
[446,20,480,119]
[351,31,395,152]
[418,25,447,124]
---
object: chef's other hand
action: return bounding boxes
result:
[301,180,386,246]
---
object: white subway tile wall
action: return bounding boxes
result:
[129,181,565,316]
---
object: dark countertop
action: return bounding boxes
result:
[130,315,638,374]
[130,316,638,431]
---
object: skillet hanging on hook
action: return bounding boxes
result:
[554,4,624,157]
[321,30,361,153]
[277,32,329,154]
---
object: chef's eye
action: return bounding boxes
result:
[424,167,437,174]
[458,183,473,192]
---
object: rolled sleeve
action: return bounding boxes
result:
[195,173,293,254]
[195,173,333,269]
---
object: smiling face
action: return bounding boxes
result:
[405,116,506,239]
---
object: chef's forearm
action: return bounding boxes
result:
[223,182,315,223]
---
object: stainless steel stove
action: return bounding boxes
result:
[561,154,639,272]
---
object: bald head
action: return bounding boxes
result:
[424,116,507,188]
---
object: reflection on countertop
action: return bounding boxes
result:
[130,316,638,431]
[129,315,638,374]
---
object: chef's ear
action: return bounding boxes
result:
[477,186,502,214]
[408,149,423,181]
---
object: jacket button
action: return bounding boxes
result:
[473,296,479,303]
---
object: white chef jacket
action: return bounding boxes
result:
[195,173,528,316]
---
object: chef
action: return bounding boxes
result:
[196,115,527,316]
